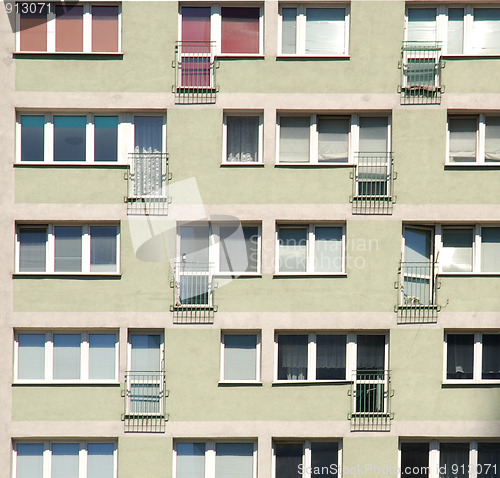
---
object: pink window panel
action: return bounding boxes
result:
[181,58,211,88]
[221,7,260,54]
[182,7,211,42]
[55,5,83,52]
[92,6,119,52]
[20,9,48,51]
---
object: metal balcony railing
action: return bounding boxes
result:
[399,42,444,105]
[173,41,218,104]
[123,370,166,433]
[348,370,392,431]
[351,152,395,215]
[126,152,169,216]
[171,262,216,324]
[396,261,440,323]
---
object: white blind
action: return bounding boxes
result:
[279,227,307,272]
[89,334,116,379]
[19,227,47,272]
[216,443,254,478]
[279,117,310,163]
[314,227,342,273]
[407,9,437,42]
[359,117,388,153]
[449,118,477,162]
[481,227,500,272]
[473,9,500,54]
[18,334,45,379]
[16,443,43,478]
[318,117,349,162]
[485,117,500,162]
[281,8,297,54]
[224,335,257,380]
[54,226,82,273]
[447,9,464,55]
[131,335,160,371]
[53,334,81,379]
[176,443,205,478]
[90,226,117,273]
[87,443,114,478]
[51,443,79,478]
[305,8,345,54]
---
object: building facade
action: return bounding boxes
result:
[1,0,500,477]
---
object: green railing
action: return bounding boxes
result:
[348,370,392,431]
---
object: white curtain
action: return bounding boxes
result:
[472,9,500,54]
[176,443,206,478]
[485,117,500,162]
[407,9,437,42]
[215,443,254,478]
[278,335,308,380]
[357,335,385,371]
[318,117,349,162]
[449,118,477,162]
[87,443,114,478]
[51,443,79,478]
[446,334,474,379]
[53,334,81,379]
[279,117,310,163]
[279,227,307,272]
[134,116,162,153]
[316,335,346,380]
[227,117,259,163]
[16,444,44,478]
[482,335,500,379]
[305,8,345,54]
[314,227,342,273]
[18,334,45,379]
[447,9,464,55]
[281,8,297,54]
[439,443,469,478]
[89,334,116,380]
[224,335,257,381]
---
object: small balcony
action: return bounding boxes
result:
[123,370,167,433]
[351,153,395,215]
[399,42,444,105]
[348,370,392,432]
[126,152,169,216]
[396,261,440,324]
[173,41,218,105]
[171,261,216,324]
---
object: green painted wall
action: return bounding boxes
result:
[118,438,171,478]
[343,437,399,477]
[443,59,500,94]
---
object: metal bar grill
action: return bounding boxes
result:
[174,41,217,104]
[397,261,439,323]
[400,41,442,105]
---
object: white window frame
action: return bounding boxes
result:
[178,4,264,57]
[220,332,261,384]
[443,332,500,384]
[15,3,122,54]
[12,440,118,478]
[13,331,119,384]
[276,114,391,166]
[222,112,264,165]
[15,223,120,275]
[275,223,346,275]
[277,4,350,57]
[272,440,343,478]
[173,440,258,478]
[273,333,388,383]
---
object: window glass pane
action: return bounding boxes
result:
[357,335,385,372]
[20,8,48,51]
[54,116,86,162]
[90,226,117,273]
[407,9,437,42]
[134,116,163,153]
[485,117,500,162]
[16,443,44,478]
[311,442,338,471]
[279,227,307,273]
[441,228,473,273]
[180,226,210,265]
[226,116,259,163]
[88,443,115,478]
[131,335,161,371]
[449,118,477,162]
[89,334,116,380]
[53,334,81,379]
[316,335,346,380]
[482,335,500,380]
[318,117,349,162]
[306,8,345,55]
[54,226,82,272]
[94,116,118,162]
[404,228,432,263]
[473,9,500,54]
[176,443,206,478]
[279,117,310,163]
[55,5,83,52]
[481,227,500,272]
[278,335,308,380]
[92,6,119,52]
[448,9,464,55]
[224,335,257,381]
[182,7,211,42]
[18,334,45,380]
[440,443,469,478]
[221,7,260,54]
[275,444,303,478]
[359,117,388,153]
[220,225,258,273]
[447,334,474,379]
[478,443,500,478]
[314,226,342,273]
[401,443,429,478]
[21,116,44,162]
[19,226,47,272]
[216,443,254,478]
[52,443,79,478]
[282,8,297,54]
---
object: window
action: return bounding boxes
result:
[276,224,344,274]
[17,3,121,53]
[277,115,390,165]
[174,441,257,478]
[445,332,500,382]
[16,224,119,274]
[14,331,118,383]
[180,5,263,55]
[274,441,341,478]
[275,333,387,382]
[13,441,117,478]
[448,115,500,165]
[406,7,500,55]
[223,114,263,164]
[17,114,165,164]
[221,333,260,382]
[279,5,349,56]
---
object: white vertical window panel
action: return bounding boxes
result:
[87,443,115,478]
[317,117,349,163]
[279,117,310,163]
[485,117,500,162]
[472,9,500,54]
[90,226,118,273]
[448,118,477,163]
[131,335,161,372]
[281,8,297,54]
[481,227,500,273]
[215,443,254,478]
[359,117,388,153]
[18,227,47,273]
[54,226,83,272]
[176,443,206,478]
[223,335,257,381]
[16,443,44,478]
[89,334,116,380]
[18,334,46,379]
[51,443,80,478]
[407,8,437,42]
[305,8,345,55]
[278,227,307,272]
[447,9,464,54]
[441,228,474,273]
[53,334,81,379]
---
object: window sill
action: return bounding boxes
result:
[217,54,264,59]
[445,163,500,168]
[218,381,263,386]
[13,380,120,385]
[273,272,347,277]
[275,162,353,167]
[272,380,349,385]
[220,162,265,167]
[214,273,262,278]
[276,54,349,60]
[14,51,123,57]
[442,54,500,59]
[14,162,128,167]
[443,380,500,386]
[439,272,500,276]
[13,273,121,278]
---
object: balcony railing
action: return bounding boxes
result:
[126,152,169,216]
[171,261,216,324]
[348,370,392,431]
[173,41,218,104]
[351,153,395,214]
[123,370,166,433]
[399,42,444,105]
[396,261,440,323]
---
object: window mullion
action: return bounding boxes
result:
[470,442,478,478]
[478,115,485,164]
[304,441,311,473]
[309,334,316,381]
[80,442,87,478]
[474,333,482,382]
[435,225,442,273]
[310,115,317,164]
[463,8,473,55]
[475,225,481,273]
[83,4,92,53]
[82,225,91,274]
[298,8,306,55]
[206,442,216,478]
[44,442,51,478]
[81,333,89,381]
[46,332,53,381]
[350,115,359,164]
[347,333,356,378]
[211,226,220,274]
[308,225,314,273]
[47,225,55,273]
[86,115,94,163]
[429,441,440,478]
[45,114,54,163]
[47,9,56,52]
[211,6,221,55]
